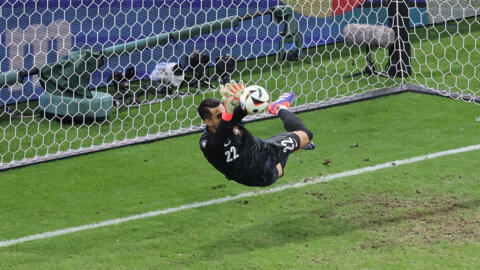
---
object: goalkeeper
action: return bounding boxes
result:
[197,81,314,187]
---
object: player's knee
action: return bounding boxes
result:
[296,127,313,141]
[294,130,312,148]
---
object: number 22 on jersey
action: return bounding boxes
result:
[225,146,239,163]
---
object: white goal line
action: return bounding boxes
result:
[1,143,479,248]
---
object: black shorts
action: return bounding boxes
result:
[263,131,301,169]
[229,132,301,187]
[251,132,301,186]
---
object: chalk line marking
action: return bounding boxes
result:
[1,143,479,248]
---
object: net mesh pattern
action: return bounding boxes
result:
[0,0,478,169]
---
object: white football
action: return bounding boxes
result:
[240,85,270,114]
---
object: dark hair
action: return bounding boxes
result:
[198,98,221,120]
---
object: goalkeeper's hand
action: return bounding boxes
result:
[220,80,245,114]
[221,96,237,115]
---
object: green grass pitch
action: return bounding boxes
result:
[1,92,479,269]
[0,19,479,269]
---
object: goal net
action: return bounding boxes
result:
[0,0,478,170]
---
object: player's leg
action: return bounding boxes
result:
[275,155,289,178]
[267,92,314,149]
[292,130,311,149]
[276,163,283,178]
[274,103,314,149]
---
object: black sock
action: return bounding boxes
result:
[278,109,314,140]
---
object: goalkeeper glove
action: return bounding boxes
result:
[219,80,246,119]
[220,80,245,107]
[222,96,237,115]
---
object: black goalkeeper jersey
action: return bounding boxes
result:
[200,106,301,186]
[200,107,253,180]
[199,107,274,186]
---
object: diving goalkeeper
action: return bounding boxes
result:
[197,81,314,187]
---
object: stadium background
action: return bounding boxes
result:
[0,0,438,106]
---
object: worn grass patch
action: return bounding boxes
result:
[324,193,480,247]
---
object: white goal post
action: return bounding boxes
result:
[0,0,478,171]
